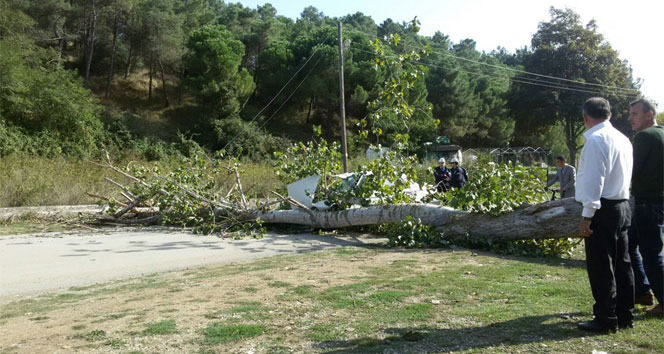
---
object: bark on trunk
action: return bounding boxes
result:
[124,40,133,79]
[148,54,153,100]
[54,15,64,68]
[157,54,170,107]
[253,198,584,241]
[105,13,119,98]
[177,68,184,105]
[306,95,316,124]
[84,0,97,88]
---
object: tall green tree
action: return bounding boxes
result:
[425,34,513,146]
[183,25,254,125]
[509,7,638,165]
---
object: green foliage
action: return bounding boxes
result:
[273,125,342,185]
[425,35,515,147]
[336,143,419,208]
[363,24,438,150]
[446,162,549,215]
[384,216,448,248]
[210,116,285,157]
[274,128,421,209]
[116,152,267,237]
[184,25,254,117]
[381,162,577,256]
[0,37,105,157]
[509,7,637,165]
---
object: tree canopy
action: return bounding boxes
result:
[0,1,644,162]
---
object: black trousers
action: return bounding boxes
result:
[584,198,634,323]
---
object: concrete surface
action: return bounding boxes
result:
[0,228,380,303]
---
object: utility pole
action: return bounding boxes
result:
[338,22,349,173]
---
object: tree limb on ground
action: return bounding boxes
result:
[252,198,583,241]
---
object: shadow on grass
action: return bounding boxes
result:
[317,313,592,353]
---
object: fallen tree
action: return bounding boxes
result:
[89,150,584,243]
[253,198,583,241]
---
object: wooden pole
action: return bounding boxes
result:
[338,22,349,173]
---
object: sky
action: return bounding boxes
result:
[234,0,664,109]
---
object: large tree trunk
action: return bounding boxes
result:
[254,198,584,241]
[565,118,584,167]
[105,13,120,98]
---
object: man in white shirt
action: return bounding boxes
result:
[575,97,634,333]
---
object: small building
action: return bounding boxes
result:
[423,136,462,164]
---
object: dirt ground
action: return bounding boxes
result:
[0,246,482,354]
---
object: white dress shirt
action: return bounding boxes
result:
[575,120,633,218]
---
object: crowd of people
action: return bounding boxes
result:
[432,97,663,332]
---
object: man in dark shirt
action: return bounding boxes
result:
[449,157,468,189]
[628,98,664,316]
[433,158,451,192]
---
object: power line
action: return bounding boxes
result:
[257,52,325,131]
[350,46,638,98]
[344,28,640,95]
[222,43,325,151]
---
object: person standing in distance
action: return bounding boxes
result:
[433,157,451,192]
[448,157,468,189]
[545,155,576,199]
[628,98,664,315]
[576,97,634,333]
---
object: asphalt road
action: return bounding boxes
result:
[0,228,378,303]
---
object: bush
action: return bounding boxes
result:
[0,36,106,157]
[209,116,287,158]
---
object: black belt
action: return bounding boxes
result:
[600,198,628,205]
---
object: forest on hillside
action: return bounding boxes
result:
[0,0,645,163]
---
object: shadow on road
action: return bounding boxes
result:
[57,232,382,257]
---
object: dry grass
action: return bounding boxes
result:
[0,155,283,208]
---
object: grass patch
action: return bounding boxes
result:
[143,319,178,335]
[268,281,291,288]
[293,285,313,295]
[202,323,265,345]
[366,290,412,303]
[73,329,106,341]
[319,283,372,309]
[104,338,126,348]
[0,214,75,235]
[229,301,263,313]
[335,248,362,256]
[308,323,344,342]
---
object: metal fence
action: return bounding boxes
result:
[462,147,553,166]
